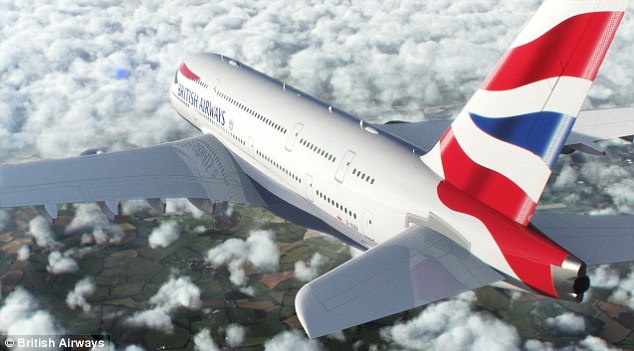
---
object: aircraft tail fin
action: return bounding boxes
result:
[421,0,627,225]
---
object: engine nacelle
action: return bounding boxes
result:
[552,256,589,302]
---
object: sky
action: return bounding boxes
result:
[2,0,634,350]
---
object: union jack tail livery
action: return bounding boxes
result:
[422,0,628,225]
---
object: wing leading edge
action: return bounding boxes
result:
[295,224,503,339]
[0,134,265,217]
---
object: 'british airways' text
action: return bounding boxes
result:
[177,83,225,125]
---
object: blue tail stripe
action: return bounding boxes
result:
[470,112,575,169]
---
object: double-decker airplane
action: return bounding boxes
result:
[2,0,634,339]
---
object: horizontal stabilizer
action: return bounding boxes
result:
[531,214,634,265]
[295,225,502,339]
[375,107,634,155]
[566,107,634,152]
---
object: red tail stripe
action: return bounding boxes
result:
[437,181,568,297]
[483,11,624,91]
[440,128,536,225]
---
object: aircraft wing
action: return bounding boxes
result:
[531,214,634,266]
[375,107,634,154]
[295,224,503,339]
[0,134,265,218]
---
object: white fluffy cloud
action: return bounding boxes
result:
[381,292,521,351]
[294,252,328,282]
[66,203,124,245]
[119,345,146,351]
[47,250,79,274]
[0,287,64,336]
[589,265,621,290]
[17,245,30,261]
[126,275,200,333]
[225,324,246,347]
[148,220,180,249]
[66,277,97,313]
[588,264,634,310]
[206,229,279,286]
[525,335,624,351]
[609,269,634,309]
[263,330,325,351]
[29,215,60,248]
[546,312,586,335]
[165,198,206,218]
[193,328,220,351]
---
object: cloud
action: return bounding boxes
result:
[126,275,201,333]
[206,229,279,286]
[608,268,634,309]
[119,345,146,351]
[349,245,364,258]
[121,200,153,216]
[0,287,65,336]
[294,252,328,282]
[147,275,201,309]
[29,215,60,248]
[66,277,97,313]
[263,330,325,351]
[193,328,220,351]
[125,308,173,333]
[380,292,521,351]
[17,245,30,261]
[47,250,79,274]
[148,220,180,249]
[66,203,124,245]
[6,0,633,166]
[576,335,622,351]
[546,312,586,335]
[165,199,205,218]
[588,264,634,310]
[225,323,246,347]
[525,336,622,351]
[589,265,621,290]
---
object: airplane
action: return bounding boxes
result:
[1,0,634,340]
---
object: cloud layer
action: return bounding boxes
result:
[2,0,634,164]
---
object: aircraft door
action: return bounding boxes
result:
[248,137,254,157]
[285,123,304,151]
[335,150,355,183]
[305,174,314,202]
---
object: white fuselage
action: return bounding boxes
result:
[168,54,518,283]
